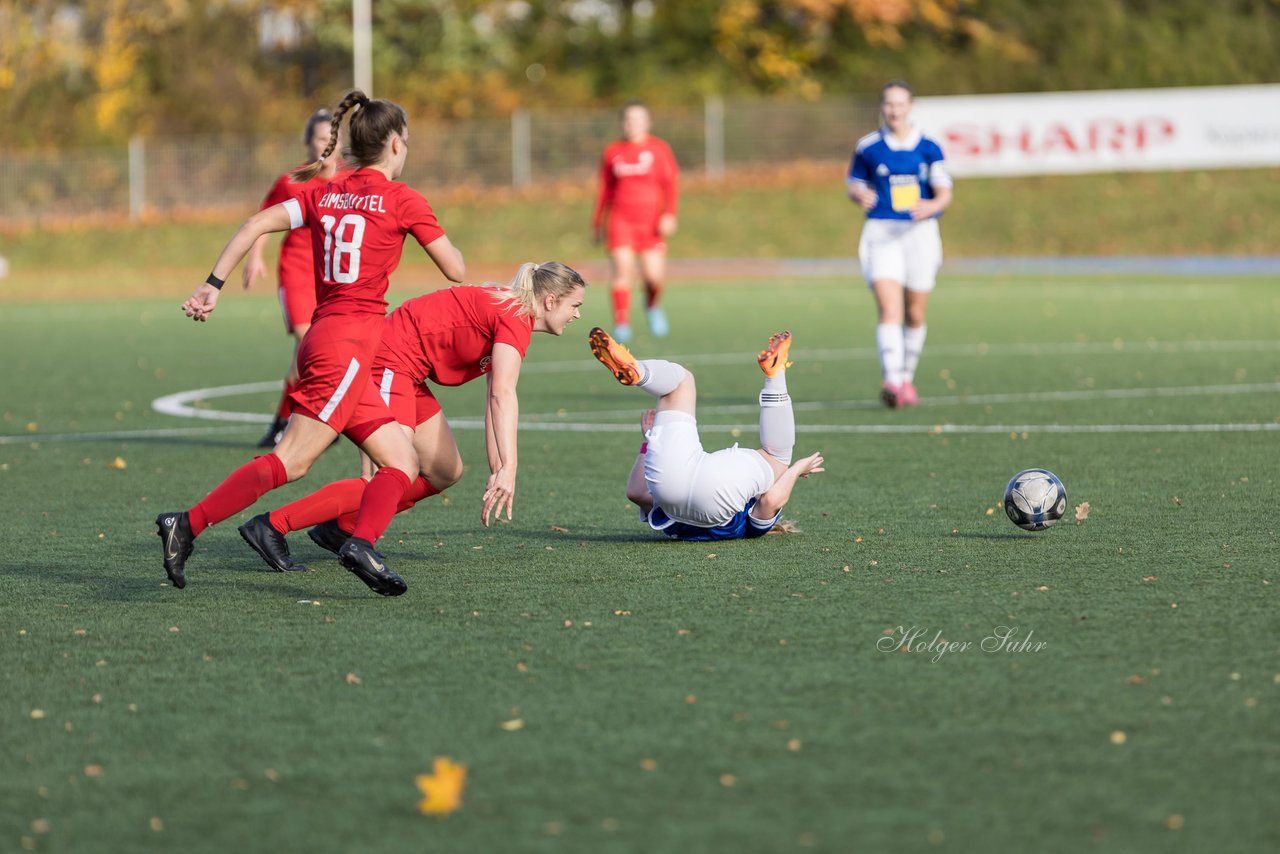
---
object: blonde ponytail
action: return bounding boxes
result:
[491,261,586,316]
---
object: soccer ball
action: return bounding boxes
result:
[1003,469,1067,531]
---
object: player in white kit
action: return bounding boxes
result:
[588,328,824,541]
[847,80,953,408]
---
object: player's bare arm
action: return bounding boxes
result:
[481,343,522,527]
[910,185,952,222]
[184,204,294,322]
[624,409,656,515]
[847,179,877,211]
[425,234,466,282]
[754,451,825,520]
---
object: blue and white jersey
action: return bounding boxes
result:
[647,497,779,542]
[847,126,951,221]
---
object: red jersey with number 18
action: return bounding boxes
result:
[376,286,534,387]
[280,168,447,432]
[260,167,345,290]
[282,168,444,322]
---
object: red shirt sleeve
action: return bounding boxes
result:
[493,303,533,358]
[397,186,446,247]
[592,144,617,230]
[656,139,679,216]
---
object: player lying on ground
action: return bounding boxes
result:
[589,328,824,541]
[236,262,587,573]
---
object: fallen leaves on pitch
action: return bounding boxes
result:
[1074,502,1091,524]
[549,525,569,533]
[415,757,467,816]
[499,718,525,731]
[108,457,127,470]
[344,672,362,686]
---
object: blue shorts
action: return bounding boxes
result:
[648,498,778,542]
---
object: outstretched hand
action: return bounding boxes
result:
[481,467,516,528]
[181,283,221,322]
[793,451,825,478]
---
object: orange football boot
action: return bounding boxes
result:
[757,330,793,378]
[588,327,643,386]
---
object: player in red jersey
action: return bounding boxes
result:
[155,90,465,597]
[242,108,347,447]
[236,262,588,571]
[591,100,679,343]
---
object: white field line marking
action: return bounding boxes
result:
[151,380,281,423]
[522,339,1280,374]
[9,419,1277,444]
[538,382,1280,421]
[97,377,1280,444]
[447,420,1280,435]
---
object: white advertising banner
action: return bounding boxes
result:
[912,85,1280,176]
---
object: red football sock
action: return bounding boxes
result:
[336,475,439,534]
[268,477,366,534]
[611,286,631,327]
[188,454,287,537]
[275,377,297,421]
[644,281,663,309]
[349,467,412,544]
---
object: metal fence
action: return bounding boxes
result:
[0,97,879,225]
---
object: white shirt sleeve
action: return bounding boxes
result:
[281,198,305,230]
[929,162,953,190]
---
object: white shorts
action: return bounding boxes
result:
[643,410,776,527]
[858,217,943,293]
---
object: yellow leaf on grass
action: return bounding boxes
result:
[108,457,127,470]
[1075,502,1091,524]
[344,672,362,686]
[416,757,467,816]
[499,718,525,731]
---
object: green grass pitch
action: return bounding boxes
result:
[2,273,1278,852]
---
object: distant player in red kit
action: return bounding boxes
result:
[591,100,679,343]
[235,262,588,574]
[242,108,347,446]
[155,90,465,597]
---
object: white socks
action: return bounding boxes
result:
[636,359,686,397]
[877,324,927,384]
[903,325,927,383]
[758,372,794,464]
[876,323,905,386]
